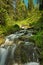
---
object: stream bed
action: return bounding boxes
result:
[0,29,40,65]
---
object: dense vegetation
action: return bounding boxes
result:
[0,0,43,65]
[29,13,43,65]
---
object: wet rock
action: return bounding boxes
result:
[0,37,5,45]
[14,42,39,63]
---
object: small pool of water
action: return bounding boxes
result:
[24,62,40,65]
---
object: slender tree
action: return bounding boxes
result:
[39,0,43,10]
[28,0,34,11]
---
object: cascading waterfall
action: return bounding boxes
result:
[0,45,17,65]
[11,44,17,59]
[0,29,40,65]
[24,41,40,65]
[33,53,35,61]
[0,47,10,65]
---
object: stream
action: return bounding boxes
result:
[0,29,40,65]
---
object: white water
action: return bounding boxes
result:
[0,45,17,65]
[11,44,17,59]
[24,62,39,65]
[0,47,9,65]
[33,53,35,61]
[0,30,40,65]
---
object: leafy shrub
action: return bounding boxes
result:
[29,14,43,31]
[3,24,20,35]
[29,15,43,65]
[29,31,43,65]
[0,8,7,26]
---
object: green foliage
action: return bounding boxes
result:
[39,0,43,10]
[30,14,43,65]
[13,24,20,30]
[31,31,43,65]
[28,0,34,11]
[0,8,6,25]
[31,31,43,48]
[14,0,27,20]
[2,24,20,35]
[29,13,43,31]
[0,0,43,64]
